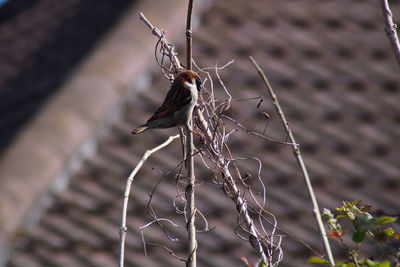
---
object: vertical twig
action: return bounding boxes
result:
[249,56,335,266]
[186,0,193,71]
[185,1,196,267]
[380,0,400,68]
[119,135,180,267]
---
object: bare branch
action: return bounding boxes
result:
[380,0,400,68]
[194,108,270,264]
[119,134,180,267]
[148,242,187,263]
[186,0,194,71]
[222,114,297,145]
[139,218,181,231]
[249,56,335,266]
[146,179,180,242]
[139,12,183,73]
[186,1,197,266]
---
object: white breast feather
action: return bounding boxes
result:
[185,80,198,104]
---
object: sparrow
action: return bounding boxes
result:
[132,71,202,134]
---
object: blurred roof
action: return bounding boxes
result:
[3,0,400,266]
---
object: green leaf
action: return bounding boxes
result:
[383,227,395,237]
[307,256,330,264]
[258,257,268,267]
[335,262,355,267]
[378,261,391,267]
[375,216,396,225]
[354,213,375,232]
[365,259,390,267]
[352,230,366,243]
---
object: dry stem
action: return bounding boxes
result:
[193,61,283,264]
[380,0,400,68]
[186,0,194,71]
[119,134,180,267]
[194,108,269,264]
[186,1,197,266]
[249,56,335,266]
[139,12,183,74]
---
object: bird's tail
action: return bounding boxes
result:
[132,125,149,134]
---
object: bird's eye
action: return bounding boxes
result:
[196,79,202,91]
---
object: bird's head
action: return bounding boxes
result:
[178,71,202,91]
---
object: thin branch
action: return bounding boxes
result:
[139,12,183,73]
[249,56,335,266]
[221,114,297,145]
[381,0,400,68]
[186,0,194,71]
[186,1,197,266]
[148,242,187,263]
[146,179,180,242]
[139,218,181,231]
[119,134,180,267]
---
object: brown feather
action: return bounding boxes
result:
[131,71,201,134]
[147,73,193,122]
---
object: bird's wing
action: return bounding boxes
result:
[147,81,192,122]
